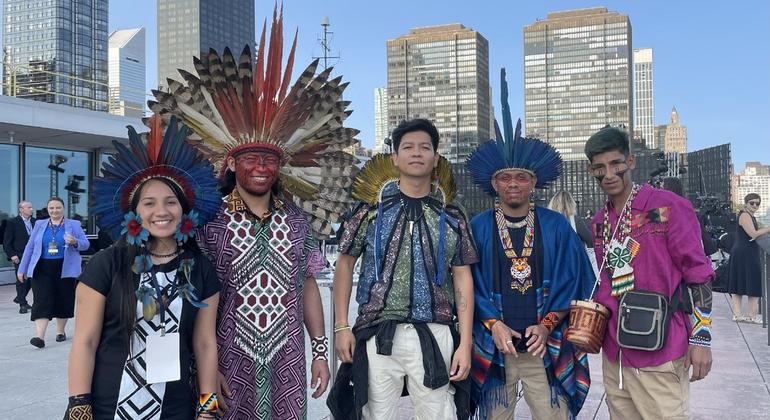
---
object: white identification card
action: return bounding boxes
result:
[146,332,180,384]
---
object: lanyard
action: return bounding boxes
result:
[147,267,170,336]
[48,220,63,238]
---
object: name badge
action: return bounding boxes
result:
[146,332,180,384]
[48,241,59,256]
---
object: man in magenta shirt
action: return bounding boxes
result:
[585,126,714,419]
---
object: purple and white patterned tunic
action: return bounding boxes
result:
[198,191,325,419]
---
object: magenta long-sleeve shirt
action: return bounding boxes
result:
[592,184,714,368]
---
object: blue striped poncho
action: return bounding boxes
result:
[469,206,595,419]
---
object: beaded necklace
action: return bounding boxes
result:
[601,183,642,296]
[495,201,535,293]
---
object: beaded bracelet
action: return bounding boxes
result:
[311,335,329,361]
[540,312,560,334]
[66,394,93,420]
[483,319,500,331]
[198,392,219,415]
[688,307,712,348]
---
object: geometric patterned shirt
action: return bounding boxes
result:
[198,190,326,419]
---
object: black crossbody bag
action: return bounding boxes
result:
[617,283,692,351]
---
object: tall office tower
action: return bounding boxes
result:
[387,24,491,163]
[524,7,633,161]
[663,106,687,153]
[2,0,109,111]
[157,0,254,90]
[108,28,146,117]
[373,87,389,154]
[633,48,655,148]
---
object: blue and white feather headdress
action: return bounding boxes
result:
[467,68,562,197]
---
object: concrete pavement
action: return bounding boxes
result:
[1,283,769,419]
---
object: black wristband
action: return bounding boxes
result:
[68,394,92,407]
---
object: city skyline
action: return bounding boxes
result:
[0,0,768,168]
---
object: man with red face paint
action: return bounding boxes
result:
[195,143,331,419]
[151,9,361,417]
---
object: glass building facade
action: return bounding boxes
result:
[387,24,491,163]
[2,0,109,111]
[0,143,95,271]
[524,8,633,161]
[633,48,655,148]
[157,0,254,90]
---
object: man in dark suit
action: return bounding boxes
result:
[3,201,35,313]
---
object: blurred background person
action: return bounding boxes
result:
[548,190,592,246]
[3,201,35,314]
[548,190,597,277]
[728,193,770,323]
[17,197,89,348]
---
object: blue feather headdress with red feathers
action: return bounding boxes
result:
[91,115,221,240]
[467,68,562,197]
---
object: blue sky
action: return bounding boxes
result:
[39,1,770,169]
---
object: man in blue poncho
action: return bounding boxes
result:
[466,70,596,420]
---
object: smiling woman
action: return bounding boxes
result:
[64,117,223,420]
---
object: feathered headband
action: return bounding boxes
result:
[91,116,221,240]
[149,4,359,239]
[351,153,456,206]
[466,68,562,197]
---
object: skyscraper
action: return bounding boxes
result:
[524,8,633,161]
[109,28,146,118]
[2,0,109,111]
[157,0,254,90]
[633,48,655,149]
[387,24,490,163]
[373,87,388,154]
[663,106,687,153]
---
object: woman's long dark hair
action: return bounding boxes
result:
[108,177,203,351]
